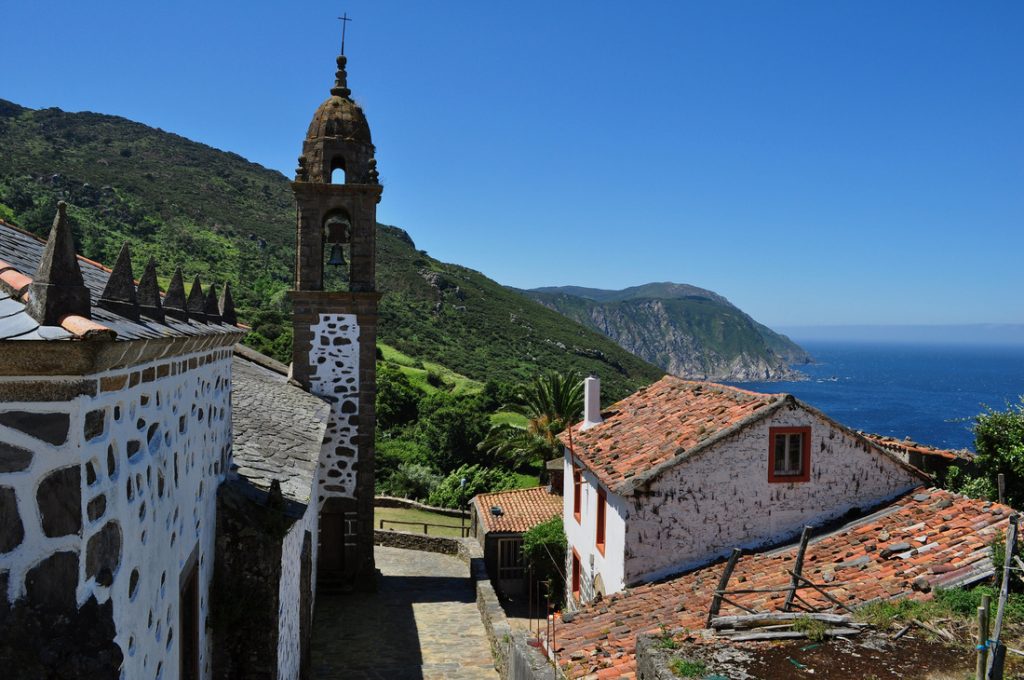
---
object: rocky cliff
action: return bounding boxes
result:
[521,283,811,382]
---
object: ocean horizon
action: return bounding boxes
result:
[730,340,1024,452]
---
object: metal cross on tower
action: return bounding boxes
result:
[338,13,352,55]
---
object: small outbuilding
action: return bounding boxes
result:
[471,486,562,597]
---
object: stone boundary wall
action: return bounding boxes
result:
[374,495,469,519]
[634,634,680,680]
[372,529,559,679]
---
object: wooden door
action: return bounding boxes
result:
[318,510,346,581]
[179,549,200,680]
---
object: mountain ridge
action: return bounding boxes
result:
[0,98,662,401]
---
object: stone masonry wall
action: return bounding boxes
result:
[0,347,233,679]
[624,402,924,584]
[291,291,378,587]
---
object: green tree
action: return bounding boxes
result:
[417,401,491,473]
[522,516,567,609]
[944,397,1024,506]
[376,364,420,432]
[427,464,517,509]
[509,372,584,447]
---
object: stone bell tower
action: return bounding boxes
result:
[290,50,381,590]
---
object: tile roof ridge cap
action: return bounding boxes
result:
[618,397,789,495]
[477,485,549,500]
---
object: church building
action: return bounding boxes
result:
[0,42,383,679]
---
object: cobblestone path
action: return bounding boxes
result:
[312,546,498,679]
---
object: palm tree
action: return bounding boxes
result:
[478,372,584,470]
[509,371,585,445]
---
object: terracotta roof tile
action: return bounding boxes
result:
[474,486,562,534]
[559,376,783,492]
[554,487,1010,678]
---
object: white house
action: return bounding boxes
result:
[561,375,930,607]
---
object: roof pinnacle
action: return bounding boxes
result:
[136,257,164,322]
[163,268,189,322]
[186,275,207,323]
[26,201,91,325]
[330,55,351,98]
[97,242,140,321]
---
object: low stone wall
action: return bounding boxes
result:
[374,495,469,519]
[634,634,678,680]
[372,528,558,679]
[372,529,461,555]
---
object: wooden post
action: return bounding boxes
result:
[379,518,384,529]
[706,548,742,628]
[977,595,991,680]
[424,523,428,535]
[999,474,1006,506]
[989,513,1018,679]
[784,526,813,612]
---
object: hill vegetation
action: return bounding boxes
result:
[0,98,662,401]
[522,283,811,381]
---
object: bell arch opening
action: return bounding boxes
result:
[329,156,347,184]
[322,209,352,291]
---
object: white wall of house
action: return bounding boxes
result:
[623,401,925,584]
[562,452,627,607]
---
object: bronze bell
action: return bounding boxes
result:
[327,243,346,267]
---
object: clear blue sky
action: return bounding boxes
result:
[3,1,1021,327]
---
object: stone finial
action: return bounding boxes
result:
[296,155,309,182]
[97,242,139,321]
[330,54,351,98]
[136,257,164,322]
[26,201,91,325]
[163,268,189,322]
[219,282,237,326]
[203,284,221,322]
[186,276,207,323]
[267,479,284,509]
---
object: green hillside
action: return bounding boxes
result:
[0,99,661,400]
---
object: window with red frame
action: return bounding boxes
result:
[571,549,581,600]
[573,467,582,522]
[595,487,607,555]
[768,426,811,483]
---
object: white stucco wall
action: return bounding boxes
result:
[562,452,627,608]
[624,401,925,584]
[276,501,317,680]
[0,347,234,680]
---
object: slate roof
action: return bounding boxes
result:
[474,486,563,534]
[559,376,785,493]
[555,487,1010,678]
[231,347,329,504]
[0,219,240,341]
[861,432,971,462]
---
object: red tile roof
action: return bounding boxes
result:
[861,432,971,462]
[559,376,784,493]
[474,486,563,534]
[555,487,1010,678]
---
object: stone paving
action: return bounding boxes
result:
[312,546,498,679]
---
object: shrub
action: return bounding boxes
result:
[522,516,567,609]
[386,462,441,502]
[427,464,517,509]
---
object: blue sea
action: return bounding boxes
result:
[730,342,1024,452]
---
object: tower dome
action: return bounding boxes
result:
[297,55,377,184]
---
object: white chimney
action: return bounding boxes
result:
[581,375,603,430]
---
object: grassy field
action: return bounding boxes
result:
[490,410,530,427]
[378,342,483,395]
[374,506,469,538]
